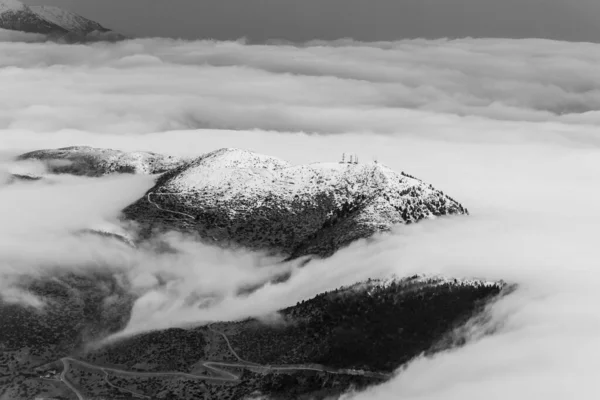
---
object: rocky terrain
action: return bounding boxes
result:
[0,145,506,399]
[0,270,504,399]
[4,173,42,185]
[123,148,468,258]
[0,0,65,35]
[0,270,135,399]
[0,0,124,41]
[29,5,108,35]
[220,275,504,372]
[17,145,184,177]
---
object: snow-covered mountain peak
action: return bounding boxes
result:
[18,146,184,177]
[0,0,25,13]
[190,148,292,171]
[1,0,122,39]
[30,5,108,34]
[167,149,446,213]
[0,0,66,36]
[125,148,468,258]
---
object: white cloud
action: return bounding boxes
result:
[0,27,45,43]
[4,38,600,139]
[1,36,599,399]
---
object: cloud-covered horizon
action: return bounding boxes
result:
[4,36,600,144]
[1,35,599,399]
[21,0,600,43]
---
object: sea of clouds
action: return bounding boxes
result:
[1,32,599,399]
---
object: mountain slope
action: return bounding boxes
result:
[0,0,123,40]
[0,0,67,35]
[18,146,184,177]
[2,273,505,399]
[77,275,504,399]
[123,148,468,258]
[30,5,109,34]
[223,275,503,372]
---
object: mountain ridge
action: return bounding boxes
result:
[123,147,468,258]
[2,271,505,399]
[0,0,124,40]
[0,146,506,399]
[0,0,67,35]
[17,145,184,177]
[29,5,109,34]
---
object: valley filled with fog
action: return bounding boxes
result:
[1,35,599,399]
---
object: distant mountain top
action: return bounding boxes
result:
[124,147,468,258]
[0,0,25,13]
[0,0,66,35]
[17,146,183,177]
[29,5,108,34]
[0,0,124,41]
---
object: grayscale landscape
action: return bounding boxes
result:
[1,1,598,399]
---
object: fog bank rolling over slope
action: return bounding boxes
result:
[1,36,599,399]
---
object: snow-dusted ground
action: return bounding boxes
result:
[0,0,25,13]
[18,146,184,176]
[126,148,466,257]
[0,0,68,35]
[163,148,464,228]
[30,5,107,33]
[358,275,502,295]
[0,0,116,37]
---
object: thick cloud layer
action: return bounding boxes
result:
[1,36,599,399]
[4,38,600,139]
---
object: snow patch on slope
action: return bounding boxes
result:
[0,0,119,39]
[18,146,184,177]
[0,0,69,35]
[124,148,467,258]
[165,148,461,226]
[344,275,503,298]
[0,0,25,13]
[30,5,107,33]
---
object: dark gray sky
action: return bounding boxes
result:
[22,0,600,42]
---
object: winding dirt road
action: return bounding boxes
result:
[57,327,390,399]
[208,324,261,367]
[206,325,390,379]
[147,192,196,220]
[102,369,151,399]
[59,358,85,400]
[58,194,391,398]
[59,357,234,400]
